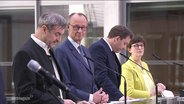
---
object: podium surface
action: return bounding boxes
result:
[109,98,153,104]
[108,97,184,104]
[158,96,184,104]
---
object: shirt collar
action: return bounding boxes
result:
[68,36,80,51]
[31,34,50,55]
[103,38,113,51]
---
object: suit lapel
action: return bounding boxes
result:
[128,59,146,89]
[30,38,55,76]
[101,39,119,73]
[66,39,92,73]
[30,39,61,97]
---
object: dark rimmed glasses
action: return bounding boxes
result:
[131,43,144,48]
[69,24,87,31]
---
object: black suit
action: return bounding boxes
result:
[13,38,64,104]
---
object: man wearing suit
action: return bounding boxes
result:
[89,25,134,101]
[13,12,77,104]
[54,13,109,104]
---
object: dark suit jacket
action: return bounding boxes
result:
[54,39,97,101]
[0,68,6,104]
[89,38,123,101]
[13,38,64,104]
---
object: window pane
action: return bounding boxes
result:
[0,8,34,103]
[127,1,184,95]
[40,3,104,48]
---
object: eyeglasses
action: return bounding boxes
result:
[69,24,87,31]
[131,44,144,48]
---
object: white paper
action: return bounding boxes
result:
[161,90,174,98]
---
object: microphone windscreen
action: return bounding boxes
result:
[27,59,41,72]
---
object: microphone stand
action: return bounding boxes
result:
[152,53,183,67]
[47,88,64,103]
[152,53,184,103]
[28,58,81,103]
[155,83,158,104]
[121,77,127,104]
[84,55,127,104]
[120,53,158,104]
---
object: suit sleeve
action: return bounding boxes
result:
[54,47,90,101]
[13,51,63,104]
[89,45,123,101]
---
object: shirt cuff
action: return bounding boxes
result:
[89,94,93,102]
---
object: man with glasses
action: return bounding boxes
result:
[54,13,109,103]
[89,25,133,101]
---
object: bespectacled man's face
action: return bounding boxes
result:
[68,14,88,44]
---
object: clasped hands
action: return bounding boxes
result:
[64,88,109,104]
[93,88,109,104]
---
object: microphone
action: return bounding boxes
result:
[173,62,183,67]
[84,55,127,104]
[120,53,158,103]
[27,59,70,92]
[152,53,183,67]
[120,53,151,73]
[152,53,170,65]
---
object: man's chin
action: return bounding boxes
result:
[50,44,57,48]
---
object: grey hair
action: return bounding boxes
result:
[67,12,88,25]
[38,12,67,30]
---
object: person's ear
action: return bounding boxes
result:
[42,25,47,33]
[128,47,132,53]
[117,36,121,40]
[114,36,120,42]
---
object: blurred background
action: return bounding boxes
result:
[0,0,184,103]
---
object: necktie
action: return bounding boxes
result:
[78,46,89,66]
[112,51,121,70]
[112,51,122,86]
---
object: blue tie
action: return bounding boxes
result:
[78,46,89,66]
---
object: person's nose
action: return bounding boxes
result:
[138,45,143,49]
[138,46,141,49]
[77,27,83,32]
